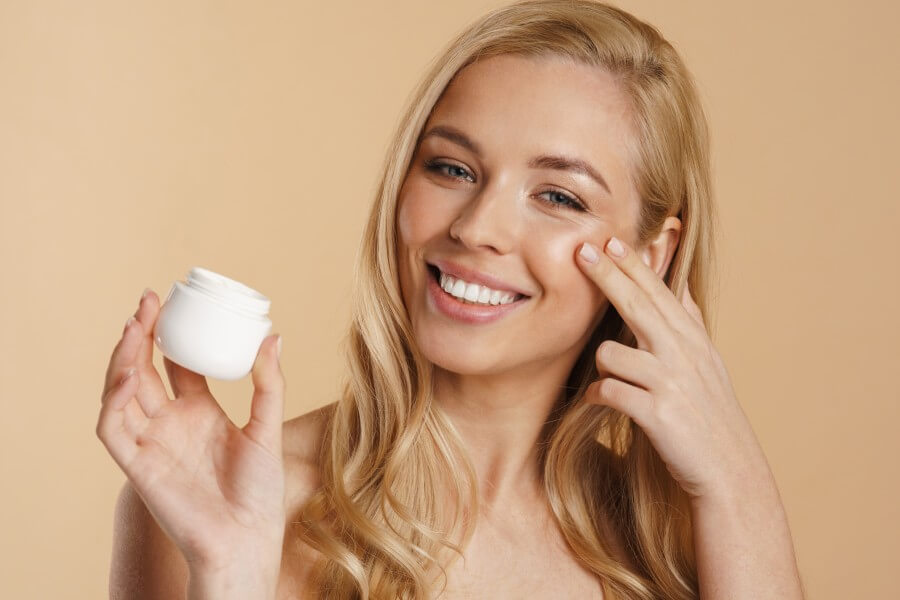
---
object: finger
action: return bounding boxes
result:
[163,356,212,398]
[579,237,703,353]
[605,237,708,344]
[132,288,177,412]
[595,340,663,392]
[96,369,141,468]
[680,283,706,329]
[117,316,168,417]
[584,377,654,428]
[134,288,160,368]
[576,239,668,352]
[102,288,169,418]
[244,334,285,454]
[102,316,143,402]
[123,393,150,439]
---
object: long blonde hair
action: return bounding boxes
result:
[295,1,720,598]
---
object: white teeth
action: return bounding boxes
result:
[438,270,520,306]
[463,283,479,302]
[450,279,466,297]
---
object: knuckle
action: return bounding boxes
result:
[598,377,617,398]
[623,292,647,317]
[652,394,675,424]
[660,374,679,395]
[95,415,108,440]
[265,374,286,395]
[698,343,723,378]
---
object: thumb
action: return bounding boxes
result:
[244,333,285,454]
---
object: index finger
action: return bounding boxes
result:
[591,236,707,346]
[101,315,142,402]
[102,289,168,408]
[576,238,669,353]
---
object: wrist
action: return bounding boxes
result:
[693,457,780,508]
[187,559,281,600]
[690,467,786,523]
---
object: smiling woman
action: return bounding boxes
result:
[98,1,804,599]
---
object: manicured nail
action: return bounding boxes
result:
[123,316,135,334]
[606,236,625,257]
[276,335,283,359]
[141,288,151,301]
[121,367,137,384]
[579,242,599,263]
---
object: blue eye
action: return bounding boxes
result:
[536,189,586,212]
[424,159,474,182]
[423,159,587,212]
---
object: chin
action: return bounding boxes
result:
[414,332,508,377]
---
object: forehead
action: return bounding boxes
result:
[424,54,637,202]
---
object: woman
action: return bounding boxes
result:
[97,1,805,598]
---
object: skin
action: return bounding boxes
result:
[99,52,804,599]
[397,54,678,511]
[397,53,804,597]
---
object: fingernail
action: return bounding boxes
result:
[579,242,599,263]
[141,288,151,301]
[276,335,282,359]
[606,237,625,257]
[123,316,135,334]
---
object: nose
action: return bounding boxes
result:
[448,179,519,254]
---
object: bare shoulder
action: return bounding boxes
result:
[283,402,335,464]
[277,402,337,599]
[282,401,335,511]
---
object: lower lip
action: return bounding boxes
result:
[426,270,529,324]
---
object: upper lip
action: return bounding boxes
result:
[427,258,532,297]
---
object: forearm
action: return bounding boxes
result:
[691,468,805,599]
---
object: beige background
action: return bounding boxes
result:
[1,0,898,597]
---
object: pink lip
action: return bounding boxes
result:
[426,268,529,324]
[428,258,531,297]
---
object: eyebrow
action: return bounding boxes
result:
[419,124,612,195]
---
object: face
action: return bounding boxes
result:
[396,54,642,380]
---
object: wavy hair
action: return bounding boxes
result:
[294,1,720,598]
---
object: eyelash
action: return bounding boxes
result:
[423,160,587,212]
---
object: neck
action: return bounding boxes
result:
[433,357,575,512]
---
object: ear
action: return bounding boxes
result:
[637,216,682,279]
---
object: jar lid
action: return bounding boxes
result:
[185,267,271,318]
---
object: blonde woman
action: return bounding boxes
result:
[97,1,805,598]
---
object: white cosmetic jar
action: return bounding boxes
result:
[154,267,272,381]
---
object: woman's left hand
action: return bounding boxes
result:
[576,236,773,504]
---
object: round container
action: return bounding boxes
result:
[154,267,272,381]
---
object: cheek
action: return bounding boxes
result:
[397,181,451,250]
[529,226,609,313]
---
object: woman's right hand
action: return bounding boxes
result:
[96,288,287,575]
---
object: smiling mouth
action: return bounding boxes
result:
[426,263,529,305]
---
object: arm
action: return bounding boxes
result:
[691,466,806,600]
[98,290,287,600]
[572,238,805,599]
[111,481,282,600]
[109,481,189,599]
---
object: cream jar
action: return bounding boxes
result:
[154,267,272,381]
